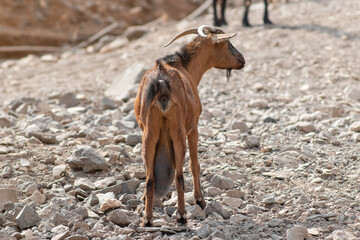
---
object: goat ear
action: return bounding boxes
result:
[212,33,237,43]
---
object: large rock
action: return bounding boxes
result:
[205,201,224,217]
[125,134,142,147]
[15,205,41,230]
[95,179,139,196]
[74,178,96,191]
[245,135,261,148]
[26,130,57,144]
[211,175,234,190]
[105,63,147,101]
[59,92,80,108]
[107,209,139,227]
[99,199,121,211]
[0,146,10,154]
[101,96,117,110]
[29,190,46,205]
[94,177,116,189]
[231,121,251,133]
[332,230,357,240]
[344,87,360,101]
[53,164,67,179]
[222,197,242,208]
[354,133,360,141]
[1,164,14,178]
[296,122,316,133]
[29,115,56,130]
[66,146,108,173]
[0,114,16,128]
[287,225,309,240]
[350,122,360,132]
[186,205,206,220]
[196,224,212,238]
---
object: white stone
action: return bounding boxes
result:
[332,230,357,240]
[287,225,309,240]
[350,122,360,132]
[222,197,242,208]
[354,133,360,141]
[53,164,67,179]
[296,122,316,133]
[29,190,46,205]
[97,192,116,205]
[74,178,96,191]
[99,199,121,211]
[345,87,360,101]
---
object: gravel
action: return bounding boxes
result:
[0,0,360,239]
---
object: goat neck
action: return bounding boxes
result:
[184,40,214,87]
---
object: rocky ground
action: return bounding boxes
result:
[1,0,360,239]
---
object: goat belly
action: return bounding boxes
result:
[153,129,175,199]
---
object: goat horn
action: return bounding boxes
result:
[164,25,217,47]
[197,25,216,37]
[212,33,237,43]
[164,29,198,47]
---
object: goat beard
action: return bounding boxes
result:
[226,69,232,82]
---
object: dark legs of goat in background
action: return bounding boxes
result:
[242,0,273,27]
[213,0,228,27]
[242,0,252,27]
[263,0,272,25]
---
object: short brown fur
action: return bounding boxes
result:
[134,29,245,226]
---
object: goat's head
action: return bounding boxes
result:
[164,25,245,81]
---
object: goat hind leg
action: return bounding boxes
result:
[141,130,158,227]
[172,133,187,225]
[188,128,206,209]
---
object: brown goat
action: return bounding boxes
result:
[134,25,245,226]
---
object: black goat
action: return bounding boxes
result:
[213,0,272,27]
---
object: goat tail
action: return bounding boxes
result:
[155,80,171,113]
[144,77,172,114]
[153,125,175,199]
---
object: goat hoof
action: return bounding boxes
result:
[195,197,206,210]
[142,217,153,227]
[242,19,251,27]
[176,212,187,225]
[214,20,221,27]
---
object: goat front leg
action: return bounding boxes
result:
[142,130,158,227]
[263,0,272,25]
[172,130,187,225]
[188,128,206,209]
[242,0,252,27]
